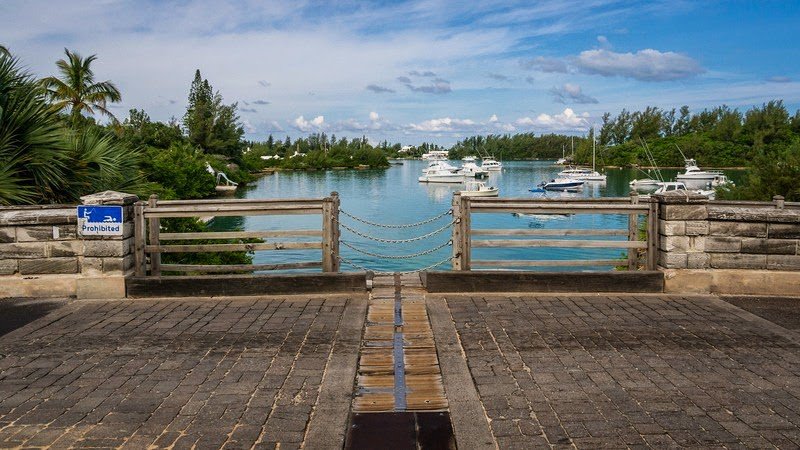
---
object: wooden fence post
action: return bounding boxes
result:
[646,196,659,270]
[148,194,161,276]
[628,191,639,271]
[461,195,472,271]
[331,192,340,272]
[451,193,463,270]
[134,201,146,276]
[322,195,334,272]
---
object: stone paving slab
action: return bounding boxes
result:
[441,294,800,448]
[0,295,364,449]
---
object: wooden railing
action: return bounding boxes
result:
[133,193,340,276]
[451,193,658,271]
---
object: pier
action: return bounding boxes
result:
[0,191,799,447]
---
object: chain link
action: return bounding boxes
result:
[337,254,454,275]
[340,239,452,259]
[336,218,454,243]
[339,208,452,228]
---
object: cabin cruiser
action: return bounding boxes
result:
[481,157,502,171]
[629,178,663,188]
[459,181,498,197]
[650,181,716,199]
[676,158,725,189]
[418,164,464,183]
[538,178,585,192]
[422,160,459,174]
[711,174,735,188]
[557,167,607,181]
[460,161,489,178]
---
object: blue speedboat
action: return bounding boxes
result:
[539,178,585,191]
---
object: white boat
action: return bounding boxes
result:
[421,150,449,161]
[422,161,459,174]
[460,181,498,197]
[481,157,502,171]
[711,174,735,188]
[629,178,663,188]
[557,167,606,181]
[676,158,725,189]
[652,181,716,199]
[556,157,568,165]
[462,155,477,162]
[419,167,465,183]
[460,161,489,178]
[539,178,585,191]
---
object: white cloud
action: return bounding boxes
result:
[596,35,611,49]
[369,111,380,121]
[293,115,325,132]
[408,117,476,132]
[549,83,599,104]
[515,108,589,131]
[574,49,704,81]
[489,114,498,122]
[521,56,568,73]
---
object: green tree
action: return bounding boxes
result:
[183,70,244,157]
[41,48,121,125]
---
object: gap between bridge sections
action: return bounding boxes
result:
[345,273,455,449]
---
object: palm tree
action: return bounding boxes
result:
[0,44,9,56]
[41,48,121,125]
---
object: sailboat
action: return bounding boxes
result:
[557,132,606,181]
[629,140,664,189]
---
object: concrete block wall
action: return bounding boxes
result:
[657,192,800,270]
[0,191,138,298]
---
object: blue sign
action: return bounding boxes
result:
[77,205,124,236]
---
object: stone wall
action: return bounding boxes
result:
[657,192,800,270]
[0,191,138,299]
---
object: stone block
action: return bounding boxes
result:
[710,253,767,270]
[709,221,768,237]
[660,236,690,252]
[659,220,685,236]
[661,205,708,221]
[0,207,75,226]
[47,241,83,257]
[740,238,797,255]
[19,258,79,275]
[659,252,687,269]
[711,270,768,295]
[0,275,77,299]
[687,252,710,269]
[0,227,15,243]
[102,255,135,274]
[0,242,47,259]
[766,255,800,270]
[0,260,17,275]
[662,269,712,294]
[684,221,709,236]
[81,257,104,275]
[705,237,741,253]
[16,225,77,242]
[76,276,126,299]
[768,223,800,239]
[83,239,129,257]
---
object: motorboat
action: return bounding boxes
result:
[462,155,477,162]
[711,174,735,188]
[459,181,498,197]
[460,161,489,178]
[652,181,716,199]
[419,167,465,183]
[557,167,606,181]
[676,158,725,189]
[539,178,585,191]
[422,160,459,174]
[421,150,449,161]
[481,157,502,171]
[629,178,663,188]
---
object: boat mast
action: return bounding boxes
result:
[592,130,596,172]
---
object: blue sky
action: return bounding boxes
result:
[2,0,799,145]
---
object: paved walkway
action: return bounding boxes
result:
[0,291,798,449]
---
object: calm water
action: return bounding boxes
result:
[211,161,744,272]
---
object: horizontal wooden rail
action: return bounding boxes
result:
[159,261,322,273]
[472,229,628,236]
[157,198,324,206]
[472,259,624,267]
[145,242,321,253]
[471,204,649,214]
[143,205,323,218]
[472,239,646,249]
[468,197,634,203]
[160,230,322,240]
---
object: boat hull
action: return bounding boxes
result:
[418,175,465,183]
[460,188,498,197]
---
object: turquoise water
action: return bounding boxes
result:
[210,161,743,272]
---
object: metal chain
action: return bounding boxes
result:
[336,218,455,243]
[337,254,454,275]
[340,239,452,259]
[339,208,452,228]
